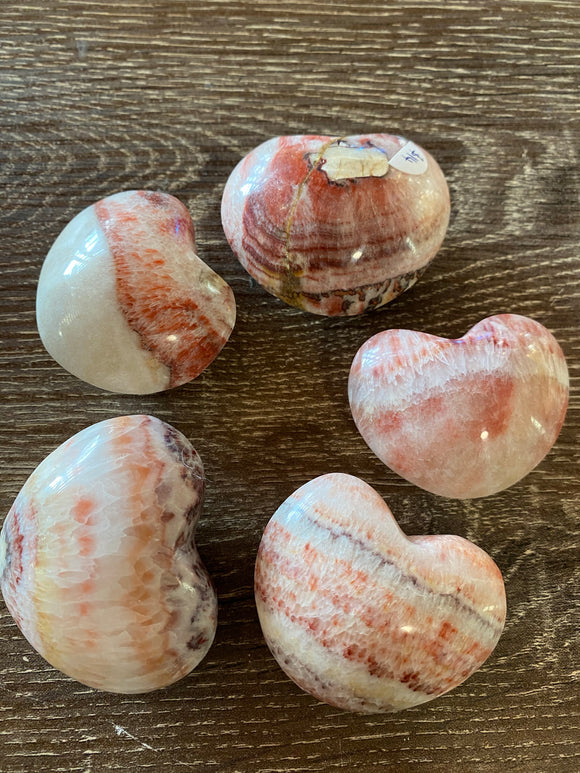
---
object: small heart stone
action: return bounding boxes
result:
[349,314,568,499]
[255,473,506,713]
[36,190,236,394]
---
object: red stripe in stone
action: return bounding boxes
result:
[256,536,495,695]
[95,193,231,388]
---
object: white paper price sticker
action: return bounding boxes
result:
[388,141,428,175]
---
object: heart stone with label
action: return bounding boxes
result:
[222,134,450,315]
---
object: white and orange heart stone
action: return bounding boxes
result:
[37,190,236,394]
[349,314,569,499]
[255,473,506,713]
[0,415,217,694]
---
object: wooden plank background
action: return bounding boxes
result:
[0,1,578,771]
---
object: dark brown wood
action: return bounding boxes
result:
[0,1,578,771]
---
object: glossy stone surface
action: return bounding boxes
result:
[0,415,217,694]
[255,473,506,713]
[349,314,569,499]
[37,190,236,394]
[221,134,450,316]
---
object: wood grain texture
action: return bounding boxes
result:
[0,1,578,771]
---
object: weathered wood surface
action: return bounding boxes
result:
[0,1,578,771]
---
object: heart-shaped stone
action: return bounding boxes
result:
[349,314,569,498]
[0,415,217,693]
[37,190,236,394]
[222,134,450,316]
[255,473,506,713]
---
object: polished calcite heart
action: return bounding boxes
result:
[255,473,506,713]
[37,190,236,394]
[349,314,569,499]
[221,134,450,316]
[0,415,217,694]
